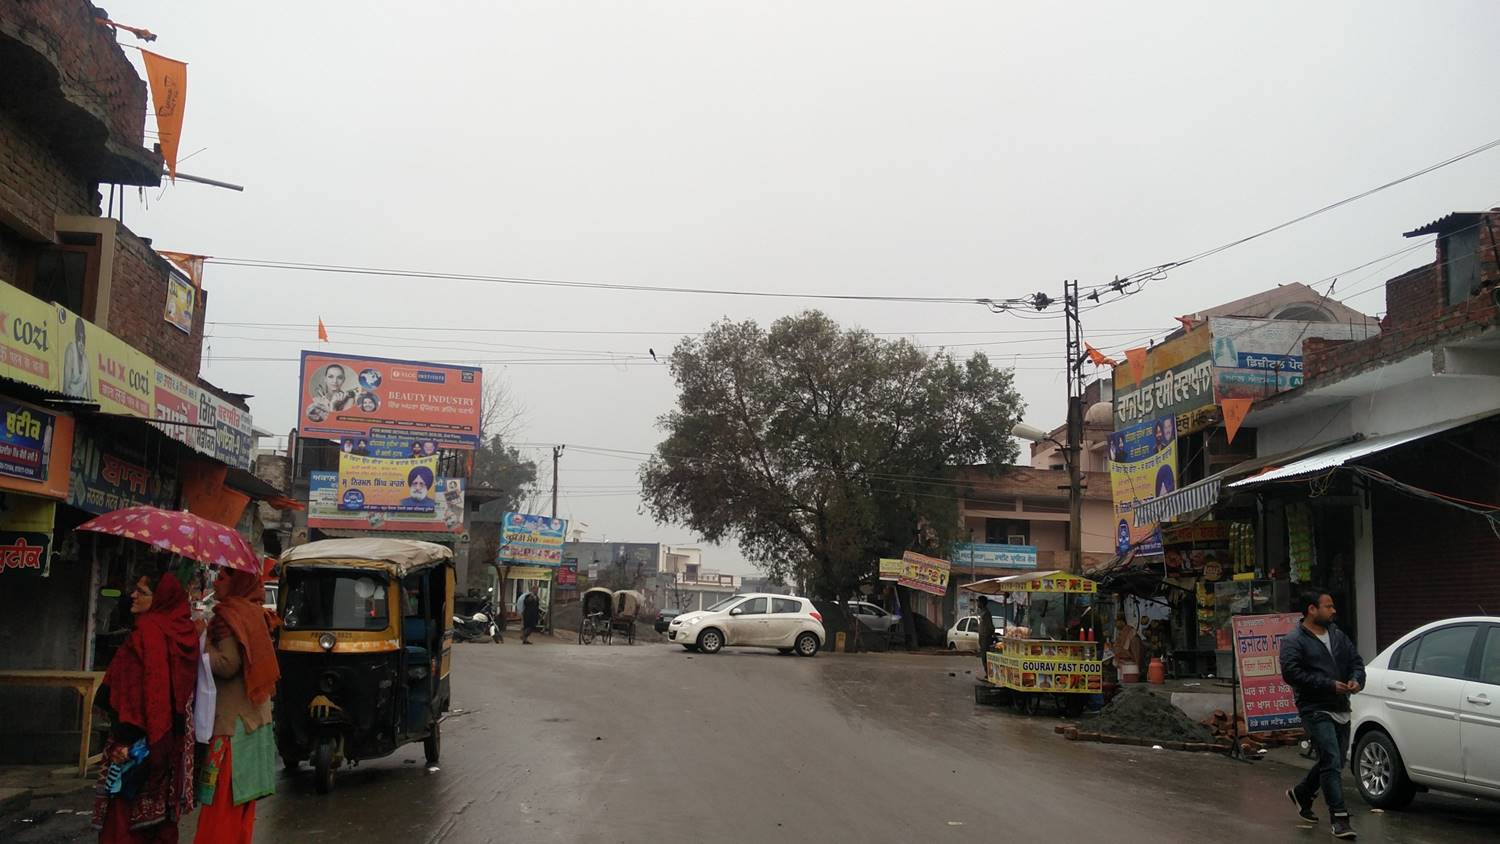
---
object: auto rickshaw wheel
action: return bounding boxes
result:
[313,738,337,794]
[424,719,441,766]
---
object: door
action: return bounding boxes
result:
[726,597,769,645]
[1383,624,1476,785]
[765,598,805,646]
[1461,625,1500,791]
[958,617,978,651]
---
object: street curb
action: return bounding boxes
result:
[0,786,33,816]
[1055,725,1230,753]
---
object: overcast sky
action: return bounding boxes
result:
[109,1,1500,574]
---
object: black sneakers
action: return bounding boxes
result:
[1331,815,1357,839]
[1287,788,1318,823]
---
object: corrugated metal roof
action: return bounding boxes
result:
[1403,211,1481,238]
[1231,410,1500,488]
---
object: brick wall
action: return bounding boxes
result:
[1480,208,1500,289]
[106,225,205,377]
[1383,263,1442,329]
[0,0,150,149]
[0,105,96,242]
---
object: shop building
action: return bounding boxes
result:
[0,1,287,764]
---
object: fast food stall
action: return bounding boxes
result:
[962,570,1101,717]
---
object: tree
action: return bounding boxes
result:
[640,311,1024,601]
[471,373,538,514]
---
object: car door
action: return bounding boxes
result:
[1383,623,1477,785]
[765,598,804,646]
[1460,624,1500,791]
[726,597,769,645]
[960,617,979,650]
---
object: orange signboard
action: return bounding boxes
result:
[297,352,483,449]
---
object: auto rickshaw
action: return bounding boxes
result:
[274,538,455,793]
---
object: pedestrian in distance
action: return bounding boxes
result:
[520,586,541,644]
[1280,588,1365,840]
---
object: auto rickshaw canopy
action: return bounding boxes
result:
[280,538,454,576]
[961,570,1097,595]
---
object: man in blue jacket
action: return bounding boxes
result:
[1280,588,1366,840]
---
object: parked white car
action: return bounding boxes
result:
[947,616,981,652]
[668,593,825,657]
[1350,616,1500,808]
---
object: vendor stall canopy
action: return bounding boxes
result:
[280,538,453,575]
[962,570,1097,595]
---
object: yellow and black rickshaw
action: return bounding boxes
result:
[275,538,454,793]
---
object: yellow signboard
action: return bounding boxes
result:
[335,453,442,514]
[82,318,154,417]
[0,286,63,392]
[987,638,1102,693]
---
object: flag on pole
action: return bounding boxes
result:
[1084,343,1117,367]
[140,50,187,180]
[1221,398,1253,444]
[1174,315,1197,332]
[157,251,206,288]
[317,318,329,342]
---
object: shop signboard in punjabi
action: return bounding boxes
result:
[1113,325,1215,432]
[151,369,255,471]
[1108,418,1178,557]
[1232,612,1303,733]
[67,423,179,515]
[952,542,1038,570]
[499,512,568,566]
[335,453,443,513]
[0,399,55,482]
[1208,317,1374,402]
[898,550,950,596]
[308,469,464,533]
[298,351,483,449]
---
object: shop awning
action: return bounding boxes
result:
[1131,438,1356,527]
[1230,410,1500,489]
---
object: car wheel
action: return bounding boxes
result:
[795,632,819,657]
[1355,730,1416,809]
[947,641,957,651]
[698,628,724,654]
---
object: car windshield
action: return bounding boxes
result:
[706,595,745,613]
[282,569,388,631]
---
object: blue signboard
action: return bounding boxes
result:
[952,543,1038,570]
[0,400,54,482]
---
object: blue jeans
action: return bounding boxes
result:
[1295,711,1351,816]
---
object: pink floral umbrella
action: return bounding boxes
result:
[76,506,261,573]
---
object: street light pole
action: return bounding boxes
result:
[1063,279,1084,575]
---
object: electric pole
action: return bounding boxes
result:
[551,444,565,518]
[1063,279,1085,575]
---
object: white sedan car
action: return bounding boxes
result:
[668,593,825,657]
[947,616,981,652]
[1351,615,1500,808]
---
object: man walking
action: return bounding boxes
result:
[975,596,996,674]
[520,586,541,645]
[1280,588,1365,839]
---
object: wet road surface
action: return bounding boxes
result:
[14,638,1500,842]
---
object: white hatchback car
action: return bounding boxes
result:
[669,593,825,657]
[1351,616,1500,808]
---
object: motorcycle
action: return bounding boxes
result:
[453,598,501,643]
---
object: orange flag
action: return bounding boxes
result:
[157,251,206,288]
[1221,398,1253,444]
[317,318,329,342]
[140,50,187,180]
[1175,315,1196,332]
[1124,347,1148,385]
[1084,343,1117,367]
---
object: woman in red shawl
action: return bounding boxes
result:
[94,572,199,843]
[193,568,280,844]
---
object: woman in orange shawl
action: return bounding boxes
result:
[193,568,280,844]
[94,572,199,843]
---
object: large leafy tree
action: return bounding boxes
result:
[640,311,1024,600]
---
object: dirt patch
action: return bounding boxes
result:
[1088,688,1215,743]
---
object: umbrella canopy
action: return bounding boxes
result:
[77,506,261,573]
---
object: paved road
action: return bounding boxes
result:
[12,638,1500,842]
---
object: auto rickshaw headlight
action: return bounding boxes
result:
[318,633,337,651]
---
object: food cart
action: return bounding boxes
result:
[962,570,1101,717]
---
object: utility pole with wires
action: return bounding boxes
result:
[1062,279,1086,575]
[551,444,565,518]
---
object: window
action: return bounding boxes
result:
[282,570,388,631]
[772,598,801,615]
[734,597,767,615]
[1442,228,1481,305]
[706,595,743,612]
[958,618,973,633]
[23,234,102,319]
[865,605,887,617]
[1391,640,1417,673]
[1480,627,1500,686]
[1412,625,1478,680]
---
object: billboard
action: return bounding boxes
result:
[297,351,482,449]
[897,551,951,596]
[951,543,1038,570]
[1107,418,1178,557]
[1208,317,1373,402]
[1112,325,1215,432]
[308,469,464,533]
[0,288,64,391]
[499,512,568,566]
[1231,613,1303,733]
[151,368,255,471]
[335,453,443,513]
